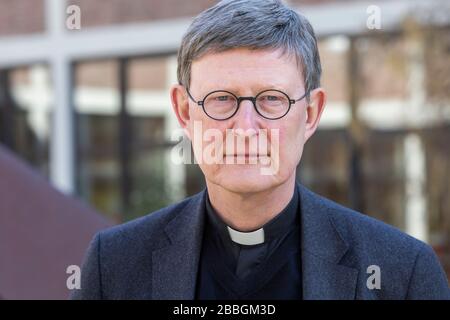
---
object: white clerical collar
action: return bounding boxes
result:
[227,226,265,245]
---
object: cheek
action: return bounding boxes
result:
[187,107,204,133]
[288,107,307,147]
[188,116,228,164]
[276,118,306,166]
[279,130,302,163]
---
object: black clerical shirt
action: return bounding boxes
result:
[195,186,303,300]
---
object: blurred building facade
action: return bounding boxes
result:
[0,0,449,282]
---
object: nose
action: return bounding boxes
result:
[232,99,260,133]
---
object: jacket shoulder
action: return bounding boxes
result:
[304,187,449,299]
[74,191,205,299]
[98,191,204,251]
[304,187,426,253]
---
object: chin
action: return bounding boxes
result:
[208,164,286,194]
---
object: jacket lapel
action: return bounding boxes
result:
[151,191,206,299]
[298,184,359,299]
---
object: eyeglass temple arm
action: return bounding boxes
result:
[185,88,203,106]
[293,90,310,103]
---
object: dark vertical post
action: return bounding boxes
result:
[348,37,365,212]
[70,61,79,192]
[119,58,131,222]
[0,69,14,150]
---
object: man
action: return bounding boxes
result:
[72,0,449,300]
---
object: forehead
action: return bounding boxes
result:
[190,48,303,92]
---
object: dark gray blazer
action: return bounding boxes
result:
[71,183,450,300]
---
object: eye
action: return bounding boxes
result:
[216,95,230,101]
[259,94,284,104]
[266,95,281,101]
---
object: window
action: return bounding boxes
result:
[0,65,52,177]
[74,59,122,221]
[74,55,198,222]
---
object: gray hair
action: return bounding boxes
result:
[177,0,321,97]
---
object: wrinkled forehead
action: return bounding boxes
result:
[190,48,305,94]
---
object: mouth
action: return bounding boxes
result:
[224,153,270,157]
[222,154,272,164]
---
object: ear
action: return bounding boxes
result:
[304,87,326,142]
[170,84,192,139]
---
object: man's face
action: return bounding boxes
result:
[177,48,324,194]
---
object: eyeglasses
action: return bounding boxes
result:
[186,88,309,120]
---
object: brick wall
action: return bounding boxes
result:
[68,0,216,28]
[0,0,356,37]
[0,0,45,36]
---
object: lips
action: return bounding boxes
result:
[225,154,270,157]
